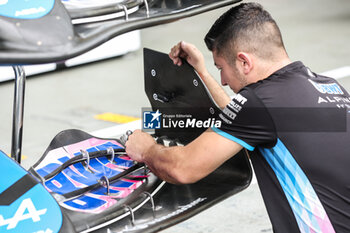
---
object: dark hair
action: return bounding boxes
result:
[205,2,285,62]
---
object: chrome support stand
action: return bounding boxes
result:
[11,66,26,163]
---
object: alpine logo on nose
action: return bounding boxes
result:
[0,0,8,6]
[15,7,46,17]
[0,198,47,230]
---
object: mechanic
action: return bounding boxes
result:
[126,3,350,232]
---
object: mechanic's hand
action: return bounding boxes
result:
[125,129,156,162]
[169,41,208,76]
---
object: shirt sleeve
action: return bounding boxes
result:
[212,87,277,151]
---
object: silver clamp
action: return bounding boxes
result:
[143,191,155,212]
[106,146,115,163]
[99,175,119,197]
[120,130,133,145]
[126,130,133,137]
[80,149,90,171]
[124,205,135,225]
[143,0,149,18]
[117,4,129,21]
[99,175,110,195]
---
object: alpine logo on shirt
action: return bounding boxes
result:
[309,79,350,109]
[309,79,343,95]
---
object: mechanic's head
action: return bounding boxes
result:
[205,2,289,92]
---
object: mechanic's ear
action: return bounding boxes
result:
[236,52,253,75]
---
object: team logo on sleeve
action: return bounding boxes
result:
[232,93,247,105]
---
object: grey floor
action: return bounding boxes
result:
[0,0,349,232]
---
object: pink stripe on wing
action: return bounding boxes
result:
[64,138,124,157]
[63,171,87,188]
[105,163,125,172]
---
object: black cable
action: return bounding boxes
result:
[44,148,125,180]
[62,163,145,199]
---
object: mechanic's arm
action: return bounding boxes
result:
[125,129,242,184]
[169,41,231,109]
